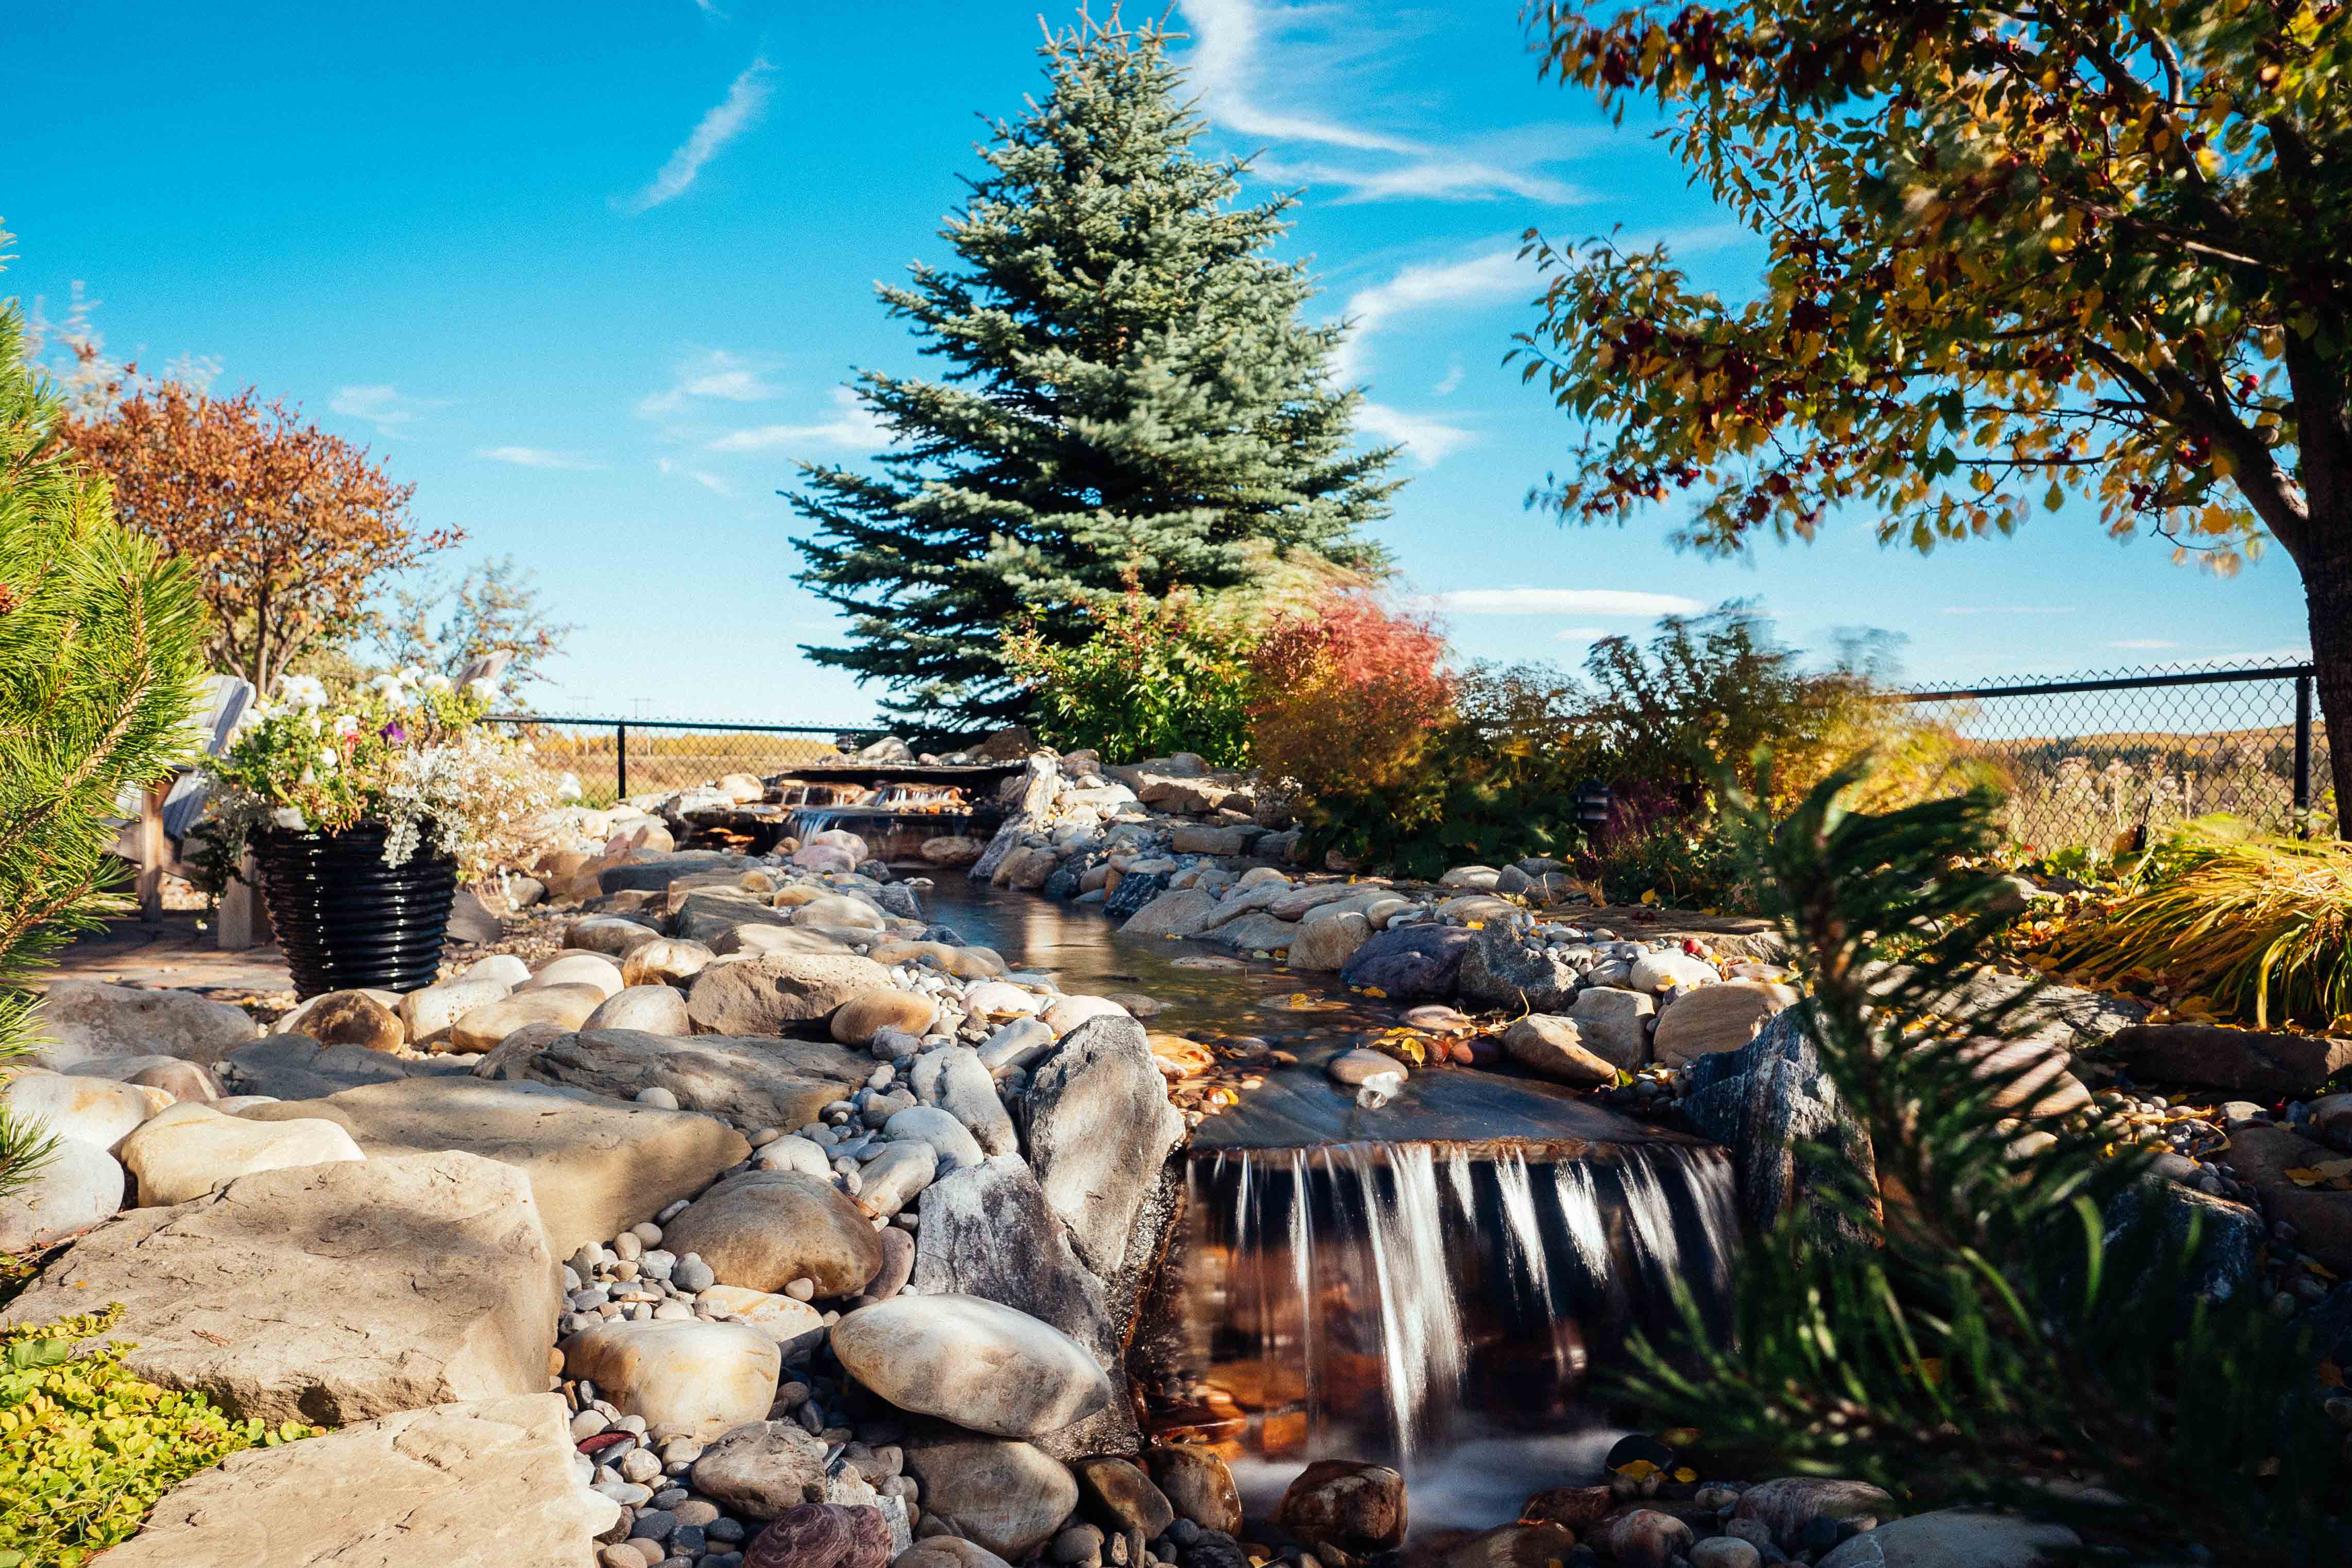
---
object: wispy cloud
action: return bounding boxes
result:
[1939,604,2081,616]
[1432,361,1464,396]
[329,384,446,437]
[619,57,774,213]
[706,386,887,453]
[1332,247,1529,385]
[479,446,602,470]
[657,457,735,495]
[1551,625,1608,643]
[1176,0,1580,204]
[1428,588,1705,617]
[1353,402,1475,468]
[2107,638,2183,651]
[639,348,782,418]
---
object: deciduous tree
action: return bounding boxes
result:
[1516,0,2352,825]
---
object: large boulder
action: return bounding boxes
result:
[217,1035,415,1101]
[902,1435,1079,1560]
[1456,928,1582,1013]
[1274,1460,1408,1565]
[561,1318,781,1442]
[1682,1004,1877,1244]
[687,952,894,1035]
[1652,980,1795,1068]
[118,1101,366,1206]
[691,1418,834,1519]
[1287,911,1372,973]
[30,979,259,1071]
[237,1076,748,1257]
[1023,1017,1184,1276]
[1339,926,1475,1002]
[2,1067,162,1150]
[0,1135,122,1251]
[2099,1024,2352,1098]
[95,1394,616,1568]
[501,1028,868,1132]
[1815,1509,2079,1567]
[1120,890,1221,940]
[662,1168,889,1295]
[0,1151,561,1425]
[830,1292,1114,1438]
[1497,1017,1618,1085]
[449,985,606,1052]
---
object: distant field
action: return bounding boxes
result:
[502,724,851,808]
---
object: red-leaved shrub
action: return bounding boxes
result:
[1248,592,1455,806]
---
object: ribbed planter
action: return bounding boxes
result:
[253,824,458,998]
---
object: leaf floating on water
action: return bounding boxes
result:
[1613,1459,1660,1480]
[1672,1467,1698,1483]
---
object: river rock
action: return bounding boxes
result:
[623,936,715,987]
[95,1394,616,1568]
[1103,870,1170,921]
[1652,980,1795,1068]
[747,1502,895,1568]
[121,1101,366,1205]
[399,975,514,1047]
[899,1541,1016,1568]
[31,979,259,1071]
[2101,1024,2352,1098]
[1683,1004,1875,1243]
[563,1318,781,1442]
[466,952,534,987]
[237,1075,748,1257]
[281,990,406,1053]
[1603,1510,1693,1568]
[512,1028,870,1130]
[217,1035,414,1100]
[978,1016,1058,1071]
[0,1150,560,1424]
[832,1291,1113,1438]
[663,1168,889,1294]
[1815,1508,2079,1567]
[923,836,985,866]
[1440,1524,1583,1568]
[567,913,664,958]
[1339,926,1474,1002]
[2225,1124,2352,1272]
[1566,987,1654,1069]
[1736,1478,1897,1548]
[0,1135,123,1250]
[887,1105,987,1169]
[67,1053,221,1101]
[688,952,894,1034]
[1147,1446,1241,1535]
[2,1067,162,1150]
[1630,948,1718,994]
[450,984,607,1051]
[903,1436,1080,1560]
[834,990,941,1047]
[521,951,628,999]
[1121,890,1221,940]
[1274,1460,1407,1563]
[1327,1049,1408,1086]
[1075,1457,1174,1538]
[1288,911,1371,973]
[793,893,889,931]
[599,851,747,894]
[1457,928,1582,1013]
[1497,1017,1617,1085]
[1025,1017,1185,1275]
[857,1140,939,1218]
[1042,994,1130,1035]
[678,890,805,946]
[698,1285,828,1353]
[586,983,694,1034]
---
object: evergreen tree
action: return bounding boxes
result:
[791,16,1400,735]
[0,271,209,1201]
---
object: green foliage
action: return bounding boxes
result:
[0,280,209,1201]
[0,1308,323,1567]
[1627,761,2344,1564]
[2055,819,2352,1028]
[1000,583,1257,766]
[792,16,1397,736]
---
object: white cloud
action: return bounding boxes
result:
[619,57,774,213]
[1432,361,1464,396]
[1429,588,1705,617]
[705,386,888,453]
[1551,626,1608,643]
[1332,247,1528,385]
[688,470,732,495]
[329,384,446,436]
[479,446,602,470]
[2107,638,2183,650]
[1938,604,2081,616]
[1353,401,1475,467]
[1175,0,1580,205]
[639,348,782,417]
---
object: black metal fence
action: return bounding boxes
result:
[1898,660,2333,853]
[487,716,889,807]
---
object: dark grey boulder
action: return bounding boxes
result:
[1681,1003,1876,1244]
[1338,925,1475,1002]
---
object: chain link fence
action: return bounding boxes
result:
[1899,660,2334,855]
[488,717,889,808]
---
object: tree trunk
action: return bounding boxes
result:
[2303,509,2352,839]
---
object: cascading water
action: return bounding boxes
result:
[783,784,974,862]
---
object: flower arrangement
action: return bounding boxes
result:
[206,667,575,880]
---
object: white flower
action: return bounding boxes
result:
[279,674,328,709]
[332,713,360,738]
[466,677,499,703]
[271,806,309,830]
[422,673,452,692]
[298,768,315,786]
[316,746,339,770]
[304,712,323,736]
[557,772,583,802]
[397,664,425,685]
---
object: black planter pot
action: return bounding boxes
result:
[253,824,458,998]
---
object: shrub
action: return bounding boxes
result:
[0,1308,323,1566]
[1248,590,1454,804]
[2053,820,2352,1029]
[1000,583,1258,765]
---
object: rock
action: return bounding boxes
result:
[747,1503,895,1568]
[1439,1524,1582,1568]
[600,852,749,895]
[237,1076,748,1258]
[0,1151,560,1424]
[1683,1004,1876,1244]
[120,1101,366,1205]
[1147,1447,1241,1535]
[1815,1509,2078,1567]
[1102,871,1171,922]
[465,953,533,987]
[689,953,895,1035]
[923,836,986,866]
[1208,912,1297,955]
[29,979,259,1071]
[587,984,695,1034]
[1273,1460,1406,1563]
[0,1134,122,1250]
[1497,1017,1618,1085]
[834,990,941,1047]
[692,1418,834,1519]
[1457,929,1582,1013]
[1075,1458,1174,1539]
[1168,825,1251,856]
[1652,981,1794,1068]
[1565,987,1654,1069]
[400,976,514,1047]
[1120,890,1221,940]
[978,1016,1058,1071]
[563,1318,782,1442]
[1288,912,1372,973]
[995,846,1063,892]
[1601,1511,1693,1568]
[450,984,607,1051]
[69,1054,221,1101]
[568,915,666,959]
[831,1292,1114,1438]
[1327,1048,1409,1087]
[857,1141,938,1218]
[663,1169,889,1294]
[887,1104,987,1169]
[1688,1539,1763,1568]
[896,1540,1015,1568]
[1339,926,1474,1002]
[1630,948,1718,994]
[2226,1124,2352,1273]
[95,1394,616,1568]
[447,887,505,944]
[1042,995,1131,1036]
[2100,1024,2352,1098]
[521,952,629,999]
[514,1029,870,1130]
[1516,1486,1614,1532]
[1025,1017,1185,1276]
[217,1035,415,1100]
[700,1285,828,1352]
[793,894,890,931]
[1735,1478,1897,1549]
[1954,1035,2090,1118]
[902,1436,1079,1560]
[2,1067,162,1150]
[2101,1176,2262,1306]
[624,938,716,987]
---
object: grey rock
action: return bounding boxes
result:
[690,1419,831,1520]
[1338,926,1475,1002]
[1456,927,1582,1014]
[1022,1017,1184,1277]
[1816,1509,2079,1567]
[1683,1003,1876,1245]
[218,1035,413,1101]
[1102,872,1170,922]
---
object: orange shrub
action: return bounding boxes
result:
[1248,592,1456,804]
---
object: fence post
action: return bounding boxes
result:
[617,722,629,802]
[2293,673,2313,838]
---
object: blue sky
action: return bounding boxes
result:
[3,0,2315,723]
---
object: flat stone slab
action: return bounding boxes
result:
[495,1027,870,1131]
[0,1150,560,1425]
[98,1394,614,1567]
[239,1076,749,1257]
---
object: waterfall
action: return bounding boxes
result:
[1180,1139,1741,1470]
